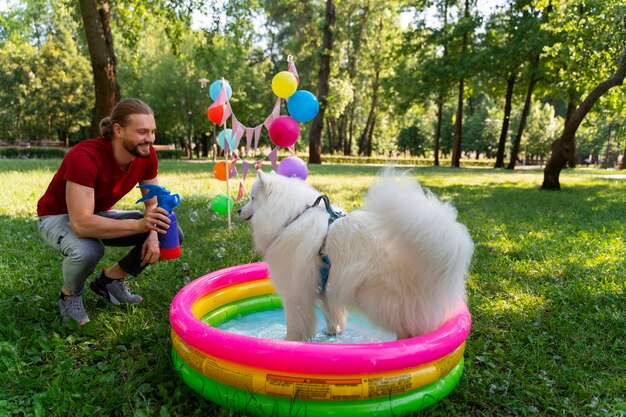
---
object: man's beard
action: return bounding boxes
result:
[122,135,151,158]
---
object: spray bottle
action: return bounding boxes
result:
[136,184,181,260]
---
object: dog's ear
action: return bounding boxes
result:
[257,169,267,184]
[256,170,272,195]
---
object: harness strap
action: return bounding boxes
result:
[311,195,344,293]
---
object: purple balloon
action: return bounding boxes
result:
[277,156,308,180]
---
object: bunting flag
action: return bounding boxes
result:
[272,98,282,117]
[222,102,232,126]
[236,182,246,202]
[242,160,250,181]
[231,113,240,135]
[268,147,278,171]
[245,127,254,155]
[216,81,229,105]
[287,55,299,83]
[263,114,276,131]
[254,125,263,151]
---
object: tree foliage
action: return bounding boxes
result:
[1,0,625,182]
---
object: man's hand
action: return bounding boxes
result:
[141,231,161,266]
[142,206,171,234]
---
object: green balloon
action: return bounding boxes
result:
[211,194,234,216]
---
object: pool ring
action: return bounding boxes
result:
[170,262,471,416]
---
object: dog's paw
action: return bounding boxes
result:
[324,325,344,336]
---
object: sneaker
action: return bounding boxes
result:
[89,271,143,305]
[59,294,90,325]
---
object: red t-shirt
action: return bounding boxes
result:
[37,138,158,216]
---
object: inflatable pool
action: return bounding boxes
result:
[170,262,471,416]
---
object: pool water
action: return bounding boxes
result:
[217,307,396,343]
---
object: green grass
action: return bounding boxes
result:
[0,159,624,416]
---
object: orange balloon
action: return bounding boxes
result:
[213,161,232,181]
[207,104,224,124]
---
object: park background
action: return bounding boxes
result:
[0,0,625,416]
[1,0,625,179]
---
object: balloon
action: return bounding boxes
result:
[209,80,233,101]
[217,129,234,150]
[268,116,300,147]
[212,194,234,216]
[207,103,225,124]
[287,90,319,122]
[271,71,298,98]
[277,156,308,180]
[213,161,233,181]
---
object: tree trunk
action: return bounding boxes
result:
[78,0,119,137]
[434,91,443,166]
[451,0,470,168]
[542,45,626,189]
[494,73,516,168]
[507,54,539,170]
[451,76,464,167]
[309,0,335,164]
[359,69,380,157]
[562,100,575,166]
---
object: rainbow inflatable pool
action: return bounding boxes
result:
[170,262,471,416]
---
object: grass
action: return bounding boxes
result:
[0,159,625,417]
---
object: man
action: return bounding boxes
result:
[37,98,183,326]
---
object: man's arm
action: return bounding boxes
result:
[66,180,170,239]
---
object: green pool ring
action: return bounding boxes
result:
[172,349,464,417]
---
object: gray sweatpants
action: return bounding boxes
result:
[38,210,183,296]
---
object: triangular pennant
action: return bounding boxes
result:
[272,98,281,117]
[229,164,238,178]
[264,114,276,130]
[232,113,240,133]
[242,160,249,181]
[245,127,254,156]
[269,147,278,171]
[236,182,246,202]
[221,102,232,125]
[287,57,300,83]
[216,80,228,105]
[254,125,263,151]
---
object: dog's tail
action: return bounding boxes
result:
[363,168,473,302]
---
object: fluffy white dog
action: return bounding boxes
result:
[238,169,473,341]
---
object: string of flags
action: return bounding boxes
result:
[205,55,319,218]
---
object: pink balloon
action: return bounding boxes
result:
[277,156,308,180]
[268,116,300,147]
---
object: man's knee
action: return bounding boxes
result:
[67,239,105,267]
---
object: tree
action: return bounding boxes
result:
[542,46,626,189]
[78,0,118,136]
[309,0,335,164]
[541,0,626,189]
[78,0,202,136]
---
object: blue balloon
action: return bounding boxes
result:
[209,80,233,101]
[287,90,319,123]
[217,128,234,150]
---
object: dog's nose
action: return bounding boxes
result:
[237,209,242,215]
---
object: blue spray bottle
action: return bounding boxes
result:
[136,184,181,260]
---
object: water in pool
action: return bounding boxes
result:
[217,307,396,343]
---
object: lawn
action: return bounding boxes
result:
[0,159,624,417]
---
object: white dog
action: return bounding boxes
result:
[238,169,473,341]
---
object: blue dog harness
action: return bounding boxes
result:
[311,195,344,293]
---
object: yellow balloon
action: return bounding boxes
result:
[272,71,297,98]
